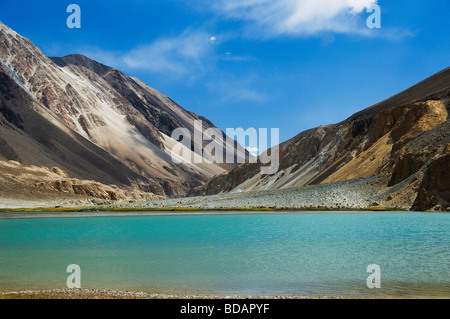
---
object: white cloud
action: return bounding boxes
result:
[211,0,378,36]
[77,29,214,78]
[122,29,214,75]
[77,29,264,103]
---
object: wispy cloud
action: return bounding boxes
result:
[75,29,265,104]
[208,74,267,104]
[210,0,379,37]
[220,52,255,62]
[78,29,217,78]
[123,29,214,75]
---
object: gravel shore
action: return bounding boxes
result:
[0,289,392,299]
[118,176,393,211]
[0,176,406,213]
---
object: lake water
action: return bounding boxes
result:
[0,211,449,297]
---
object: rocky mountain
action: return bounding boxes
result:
[198,68,450,211]
[0,21,246,200]
[0,160,163,208]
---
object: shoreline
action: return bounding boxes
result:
[1,176,430,213]
[0,205,402,213]
[0,288,408,299]
[0,208,417,220]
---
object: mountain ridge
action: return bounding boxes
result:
[0,20,245,199]
[196,67,450,211]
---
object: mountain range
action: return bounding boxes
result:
[0,21,448,211]
[0,20,247,204]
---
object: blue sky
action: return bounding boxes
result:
[1,0,449,149]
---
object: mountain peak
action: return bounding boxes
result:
[0,21,243,198]
[50,54,113,76]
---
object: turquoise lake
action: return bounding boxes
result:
[0,212,449,297]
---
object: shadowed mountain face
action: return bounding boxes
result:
[0,21,246,198]
[0,68,157,188]
[51,54,212,139]
[198,68,450,211]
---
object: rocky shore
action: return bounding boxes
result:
[1,174,446,213]
[0,289,391,299]
[119,176,408,211]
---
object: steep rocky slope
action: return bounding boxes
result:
[0,160,163,208]
[0,21,245,198]
[199,68,450,211]
[49,54,245,172]
[0,65,161,187]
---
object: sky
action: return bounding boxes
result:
[1,0,449,151]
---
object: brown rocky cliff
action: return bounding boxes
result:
[197,68,450,211]
[0,160,163,205]
[412,144,450,211]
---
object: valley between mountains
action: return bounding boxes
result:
[0,21,448,211]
